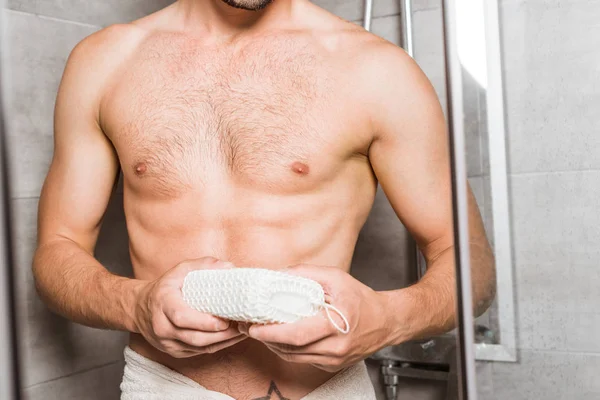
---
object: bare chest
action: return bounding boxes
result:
[102,36,361,197]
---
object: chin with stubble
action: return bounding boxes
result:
[220,0,274,11]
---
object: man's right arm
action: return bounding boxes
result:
[33,27,245,357]
[33,29,142,332]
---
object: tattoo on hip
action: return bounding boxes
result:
[251,381,290,400]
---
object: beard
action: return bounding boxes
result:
[219,0,274,11]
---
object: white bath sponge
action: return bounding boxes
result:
[181,268,349,333]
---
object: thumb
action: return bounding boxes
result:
[172,258,235,281]
[283,264,341,293]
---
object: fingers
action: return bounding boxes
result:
[200,333,248,353]
[150,314,245,358]
[248,313,335,346]
[237,322,250,335]
[284,265,347,298]
[174,326,243,348]
[162,333,248,358]
[263,344,345,372]
[164,294,231,332]
[264,336,351,358]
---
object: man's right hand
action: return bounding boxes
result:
[134,256,246,358]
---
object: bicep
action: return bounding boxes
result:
[38,44,119,253]
[368,48,479,258]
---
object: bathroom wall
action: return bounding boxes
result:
[487,0,600,398]
[6,0,596,399]
[3,2,172,399]
[1,0,460,398]
[403,0,600,399]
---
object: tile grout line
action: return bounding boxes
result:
[412,5,441,13]
[24,359,123,389]
[508,348,600,357]
[511,168,600,177]
[4,8,101,29]
[11,195,40,201]
[351,5,441,25]
[351,12,400,24]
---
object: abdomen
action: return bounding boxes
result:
[123,179,371,279]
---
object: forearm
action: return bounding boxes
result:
[383,239,495,345]
[33,238,145,332]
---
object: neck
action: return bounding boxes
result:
[174,0,296,38]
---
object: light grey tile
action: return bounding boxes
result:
[516,305,567,351]
[491,350,600,400]
[412,0,440,11]
[469,176,484,212]
[314,0,403,24]
[4,11,99,199]
[565,312,600,353]
[6,0,173,27]
[24,360,123,400]
[478,88,490,177]
[463,69,483,177]
[412,8,447,115]
[510,171,600,314]
[414,8,482,177]
[476,361,494,400]
[13,196,130,387]
[316,0,440,26]
[20,323,128,389]
[501,0,600,173]
[370,14,402,47]
[352,186,417,291]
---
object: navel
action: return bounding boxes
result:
[291,161,310,175]
[133,162,147,176]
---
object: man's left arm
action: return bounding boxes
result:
[365,44,496,343]
[244,43,496,370]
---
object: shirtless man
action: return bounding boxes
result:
[32,0,495,398]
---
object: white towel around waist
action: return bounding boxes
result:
[120,346,376,400]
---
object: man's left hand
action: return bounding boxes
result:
[239,264,397,372]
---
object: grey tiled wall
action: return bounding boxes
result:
[411,0,600,398]
[358,0,600,398]
[7,0,596,399]
[490,0,600,399]
[3,4,155,399]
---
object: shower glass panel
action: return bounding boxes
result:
[441,0,600,398]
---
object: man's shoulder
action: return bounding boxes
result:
[354,35,417,81]
[58,22,152,103]
[68,23,146,70]
[316,25,424,101]
[310,16,416,80]
[320,25,441,134]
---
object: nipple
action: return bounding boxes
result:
[134,162,147,176]
[291,161,310,175]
